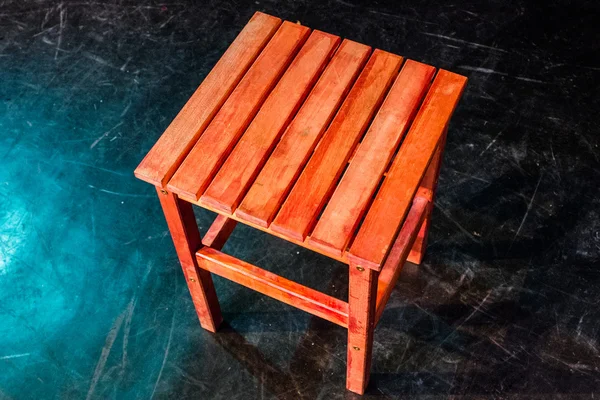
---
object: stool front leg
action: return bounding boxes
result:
[346,263,378,394]
[156,188,223,332]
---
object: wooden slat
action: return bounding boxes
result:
[201,31,341,213]
[191,195,349,263]
[196,247,349,327]
[375,196,429,323]
[270,50,403,240]
[167,22,311,199]
[309,60,435,256]
[348,70,468,270]
[235,39,371,227]
[134,12,281,187]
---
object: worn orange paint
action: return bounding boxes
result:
[346,262,378,394]
[136,12,467,395]
[309,60,435,255]
[235,39,371,228]
[156,189,222,332]
[349,70,468,271]
[270,49,402,241]
[167,22,310,199]
[196,247,349,327]
[134,12,281,187]
[375,196,429,323]
[201,30,340,213]
[407,131,447,265]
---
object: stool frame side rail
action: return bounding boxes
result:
[196,247,350,327]
[154,142,444,394]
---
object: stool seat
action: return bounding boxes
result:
[135,11,467,395]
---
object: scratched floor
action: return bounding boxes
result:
[1,0,599,399]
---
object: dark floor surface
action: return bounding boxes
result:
[1,0,599,398]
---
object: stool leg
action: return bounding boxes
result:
[407,129,448,265]
[156,188,223,332]
[346,263,378,394]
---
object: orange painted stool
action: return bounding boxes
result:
[135,12,467,395]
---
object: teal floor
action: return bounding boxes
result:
[1,0,599,398]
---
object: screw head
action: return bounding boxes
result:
[160,189,168,195]
[189,278,196,282]
[353,346,361,351]
[356,266,365,272]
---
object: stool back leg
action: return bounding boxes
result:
[407,128,448,264]
[346,263,378,394]
[156,188,223,332]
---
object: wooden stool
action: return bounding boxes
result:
[134,12,467,395]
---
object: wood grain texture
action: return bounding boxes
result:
[235,39,371,228]
[134,12,281,187]
[135,15,471,396]
[309,60,435,255]
[177,194,350,263]
[270,50,403,241]
[348,70,467,270]
[196,247,349,327]
[201,31,341,213]
[346,263,378,394]
[156,189,222,332]
[167,22,311,199]
[375,196,429,323]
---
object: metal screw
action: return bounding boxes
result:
[353,346,360,351]
[160,189,168,195]
[356,266,365,272]
[189,278,196,282]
